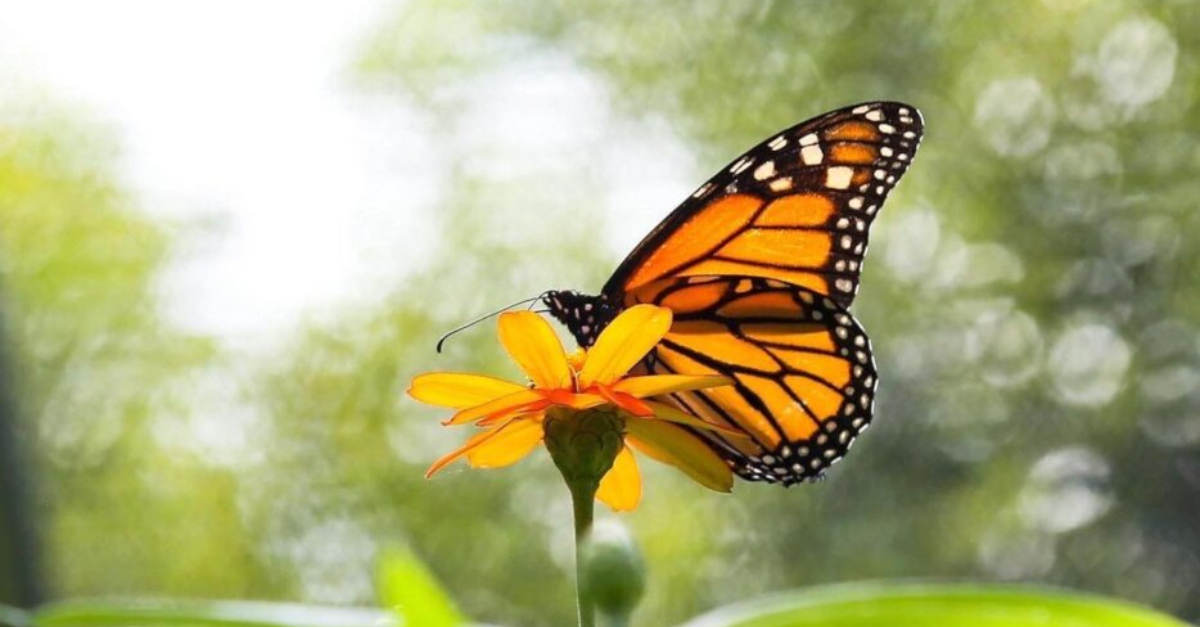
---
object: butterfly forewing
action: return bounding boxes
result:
[546,102,922,485]
[604,101,923,308]
[627,275,877,484]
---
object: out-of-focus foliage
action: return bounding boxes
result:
[3,0,1199,627]
[29,599,395,627]
[376,547,464,627]
[2,582,1191,627]
[678,583,1192,627]
[0,100,223,597]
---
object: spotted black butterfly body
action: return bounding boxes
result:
[545,102,923,485]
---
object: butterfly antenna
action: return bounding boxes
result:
[435,292,550,353]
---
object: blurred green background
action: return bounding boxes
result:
[1,0,1198,626]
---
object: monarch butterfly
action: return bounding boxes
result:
[543,102,923,485]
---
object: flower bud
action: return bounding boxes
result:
[580,520,646,621]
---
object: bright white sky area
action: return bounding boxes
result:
[0,0,419,343]
[0,0,688,347]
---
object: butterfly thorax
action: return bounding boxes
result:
[543,291,617,348]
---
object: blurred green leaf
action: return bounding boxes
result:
[376,546,465,627]
[678,583,1191,627]
[31,600,394,627]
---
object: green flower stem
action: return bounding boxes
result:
[544,406,624,627]
[569,473,598,627]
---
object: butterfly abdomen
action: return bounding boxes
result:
[544,291,616,348]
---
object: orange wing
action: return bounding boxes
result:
[603,102,923,308]
[626,275,877,484]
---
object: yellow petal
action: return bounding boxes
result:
[409,372,528,409]
[445,388,544,425]
[612,374,732,398]
[467,418,544,468]
[425,419,514,477]
[625,420,733,493]
[596,445,642,512]
[645,401,753,442]
[498,311,573,389]
[578,305,672,387]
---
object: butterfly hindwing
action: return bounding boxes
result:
[626,275,877,484]
[603,101,923,308]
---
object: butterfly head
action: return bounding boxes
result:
[542,290,616,349]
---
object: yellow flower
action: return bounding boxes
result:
[408,304,742,512]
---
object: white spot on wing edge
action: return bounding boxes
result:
[799,133,819,146]
[731,156,754,174]
[769,177,794,192]
[801,145,823,166]
[753,161,777,180]
[825,166,854,189]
